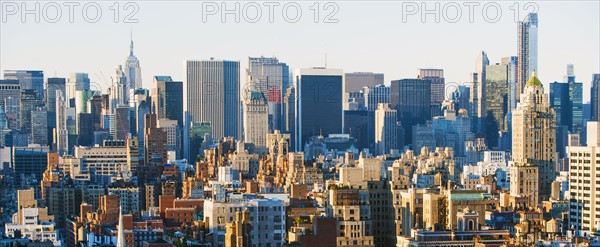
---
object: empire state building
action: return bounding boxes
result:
[125,38,142,95]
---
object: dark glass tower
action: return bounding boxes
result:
[295,68,343,152]
[390,78,431,146]
[152,76,183,126]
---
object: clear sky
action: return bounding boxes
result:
[1,1,599,101]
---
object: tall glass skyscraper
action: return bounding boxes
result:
[592,74,600,121]
[295,68,343,152]
[184,59,241,140]
[3,70,44,99]
[247,56,289,132]
[152,76,183,126]
[517,12,539,101]
[549,65,583,134]
[390,78,431,146]
[484,63,509,147]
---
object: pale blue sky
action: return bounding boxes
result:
[1,1,599,101]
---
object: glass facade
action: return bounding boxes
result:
[297,73,343,151]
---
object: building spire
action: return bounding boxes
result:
[129,27,134,57]
[116,205,126,247]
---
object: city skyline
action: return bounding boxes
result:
[1,1,599,101]
[1,1,600,246]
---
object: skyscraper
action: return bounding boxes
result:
[66,73,90,106]
[418,68,445,106]
[243,91,268,148]
[0,79,20,113]
[390,78,431,146]
[124,38,142,93]
[344,72,384,94]
[511,73,556,203]
[295,68,343,151]
[283,87,296,150]
[484,63,509,147]
[13,145,49,187]
[184,59,241,139]
[30,108,48,146]
[113,106,130,141]
[344,110,374,152]
[45,78,66,147]
[567,122,600,236]
[363,84,391,112]
[375,103,397,155]
[517,12,539,101]
[501,56,518,112]
[3,70,44,99]
[591,74,600,121]
[45,78,66,114]
[151,76,183,126]
[110,65,128,110]
[473,51,489,134]
[247,56,289,132]
[550,65,584,158]
[20,89,42,134]
[87,95,104,131]
[55,90,68,155]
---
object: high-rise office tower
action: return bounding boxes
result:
[157,118,181,158]
[45,78,65,114]
[111,65,128,110]
[20,89,42,134]
[13,146,49,187]
[567,122,600,236]
[125,38,142,93]
[184,59,241,139]
[66,73,90,106]
[550,66,584,159]
[55,91,68,155]
[136,100,150,158]
[112,106,131,141]
[345,72,384,111]
[247,56,289,132]
[3,70,44,99]
[152,76,183,126]
[473,51,489,134]
[450,85,471,112]
[517,13,539,101]
[418,68,445,105]
[344,110,374,152]
[295,68,343,151]
[243,91,268,148]
[390,78,431,146]
[283,87,296,150]
[511,73,556,203]
[45,78,65,146]
[375,103,397,155]
[129,88,149,135]
[143,114,168,176]
[344,72,384,94]
[484,63,509,147]
[502,56,519,111]
[87,95,103,131]
[363,84,391,112]
[30,107,48,146]
[591,74,600,121]
[77,113,94,146]
[75,90,96,114]
[0,79,20,113]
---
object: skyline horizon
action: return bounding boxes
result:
[1,1,598,101]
